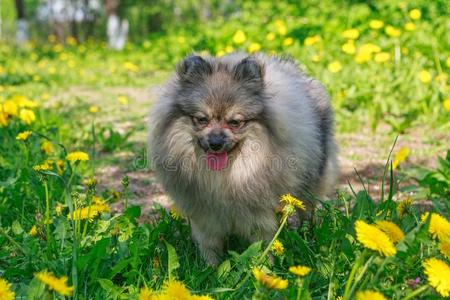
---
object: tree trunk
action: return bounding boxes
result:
[105,0,128,50]
[15,0,28,44]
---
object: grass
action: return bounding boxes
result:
[0,0,450,299]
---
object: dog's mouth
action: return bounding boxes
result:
[206,151,228,171]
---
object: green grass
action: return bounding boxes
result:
[0,0,450,299]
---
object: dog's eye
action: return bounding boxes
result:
[228,119,243,128]
[195,117,209,126]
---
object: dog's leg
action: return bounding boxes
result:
[191,219,225,267]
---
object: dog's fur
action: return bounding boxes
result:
[149,53,338,265]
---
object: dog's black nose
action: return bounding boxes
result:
[208,133,224,151]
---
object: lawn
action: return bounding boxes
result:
[0,0,449,299]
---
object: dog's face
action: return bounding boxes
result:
[173,55,267,170]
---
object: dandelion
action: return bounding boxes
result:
[16,131,32,141]
[311,55,321,62]
[439,241,450,259]
[3,100,18,116]
[342,41,356,54]
[216,50,225,57]
[232,30,246,44]
[392,146,410,169]
[375,221,405,243]
[355,290,387,300]
[271,239,285,256]
[55,203,63,216]
[66,151,89,162]
[0,278,15,300]
[355,220,397,256]
[328,61,343,73]
[304,35,321,46]
[397,197,412,218]
[252,268,288,290]
[89,105,99,113]
[13,95,38,108]
[275,20,287,36]
[419,70,432,84]
[280,194,306,210]
[385,26,401,37]
[33,162,52,172]
[423,258,450,297]
[289,265,311,277]
[428,213,450,241]
[374,52,390,63]
[19,109,36,124]
[123,62,139,73]
[283,37,294,47]
[138,287,154,300]
[369,20,384,29]
[248,42,261,53]
[29,225,38,236]
[0,111,9,127]
[35,270,74,296]
[409,9,421,20]
[359,43,381,54]
[41,140,54,154]
[164,280,191,299]
[342,29,359,40]
[266,32,276,41]
[444,99,450,112]
[404,22,416,31]
[118,95,129,105]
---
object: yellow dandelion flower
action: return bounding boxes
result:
[328,61,343,73]
[355,220,397,256]
[359,43,381,54]
[283,37,294,47]
[428,213,450,241]
[41,140,54,154]
[29,225,38,236]
[252,268,288,290]
[409,9,421,20]
[397,197,412,218]
[13,95,38,108]
[275,20,287,36]
[224,45,234,53]
[89,105,99,113]
[419,70,432,84]
[342,29,359,40]
[311,55,321,62]
[55,203,63,216]
[271,239,285,256]
[232,30,246,44]
[66,151,89,162]
[266,32,276,41]
[0,278,15,300]
[164,280,191,299]
[35,270,74,296]
[423,258,450,297]
[248,42,261,53]
[16,131,32,141]
[3,100,18,116]
[444,99,450,112]
[374,52,390,63]
[67,203,109,222]
[304,35,321,46]
[0,111,9,127]
[369,20,384,30]
[123,62,139,73]
[280,194,306,210]
[355,52,371,64]
[342,41,356,54]
[118,95,129,105]
[355,290,387,300]
[216,50,225,57]
[289,265,311,277]
[19,109,36,124]
[385,26,401,37]
[139,287,154,300]
[404,22,416,31]
[392,146,410,169]
[439,240,450,259]
[33,162,52,172]
[375,221,405,243]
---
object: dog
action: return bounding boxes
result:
[148,52,338,266]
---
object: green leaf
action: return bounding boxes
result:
[164,239,180,281]
[12,220,24,235]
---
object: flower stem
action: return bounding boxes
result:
[403,285,429,300]
[44,180,52,259]
[343,250,367,300]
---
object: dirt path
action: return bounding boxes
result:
[51,85,448,214]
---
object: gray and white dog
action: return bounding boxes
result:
[149,53,338,265]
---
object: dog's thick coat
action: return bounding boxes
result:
[149,53,338,265]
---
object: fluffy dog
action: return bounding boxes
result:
[149,53,338,265]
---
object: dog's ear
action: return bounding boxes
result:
[233,57,265,83]
[177,55,212,83]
